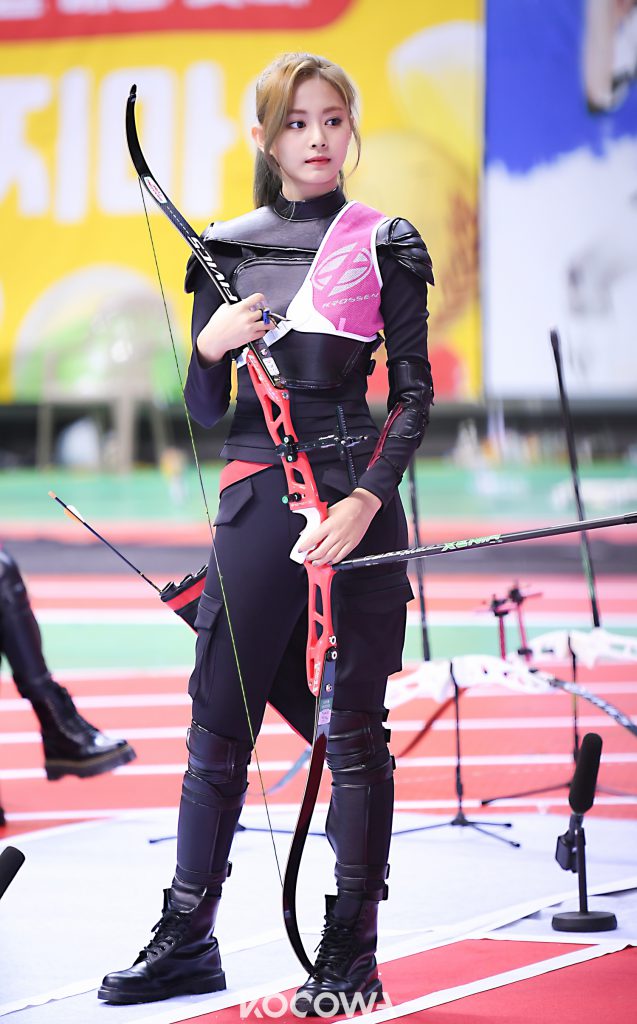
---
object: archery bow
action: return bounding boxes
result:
[127,84,336,975]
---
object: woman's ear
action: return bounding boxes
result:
[251,124,265,152]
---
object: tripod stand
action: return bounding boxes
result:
[480,585,636,806]
[412,666,520,847]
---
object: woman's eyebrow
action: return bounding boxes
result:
[287,106,346,115]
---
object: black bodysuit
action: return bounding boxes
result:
[172,186,434,904]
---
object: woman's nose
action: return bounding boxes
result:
[310,126,327,148]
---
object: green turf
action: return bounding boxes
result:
[37,619,637,672]
[1,460,635,525]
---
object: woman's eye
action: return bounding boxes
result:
[326,117,343,126]
[287,120,305,129]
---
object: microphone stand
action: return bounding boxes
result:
[549,327,633,799]
[408,664,520,847]
[552,814,617,932]
[398,460,519,847]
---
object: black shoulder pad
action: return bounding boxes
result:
[377,218,434,286]
[183,229,241,294]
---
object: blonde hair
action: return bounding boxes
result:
[253,52,361,208]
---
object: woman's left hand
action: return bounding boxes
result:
[296,488,382,566]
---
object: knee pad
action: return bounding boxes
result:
[326,709,394,783]
[184,721,253,807]
[177,723,252,887]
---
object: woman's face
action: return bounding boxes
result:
[255,75,353,201]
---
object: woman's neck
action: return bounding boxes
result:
[273,185,347,221]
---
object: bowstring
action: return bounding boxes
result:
[138,181,283,886]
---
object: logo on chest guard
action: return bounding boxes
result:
[313,243,374,297]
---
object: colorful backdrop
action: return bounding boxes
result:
[0,0,484,410]
[483,0,637,399]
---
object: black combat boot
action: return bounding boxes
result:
[99,723,249,1004]
[0,546,135,780]
[294,708,395,1015]
[294,895,383,1017]
[31,679,136,780]
[98,877,226,1004]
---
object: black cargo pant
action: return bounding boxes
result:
[176,460,412,903]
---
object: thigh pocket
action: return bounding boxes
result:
[188,591,225,702]
[214,477,254,526]
[335,569,414,680]
[337,568,413,612]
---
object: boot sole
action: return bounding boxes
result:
[296,977,383,1017]
[97,970,226,1004]
[45,743,136,781]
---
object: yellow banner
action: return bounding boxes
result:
[0,0,483,405]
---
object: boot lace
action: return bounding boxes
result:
[313,919,357,975]
[50,687,98,739]
[142,909,192,959]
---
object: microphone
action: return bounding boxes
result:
[569,732,602,815]
[552,732,617,931]
[556,733,602,871]
[0,846,25,901]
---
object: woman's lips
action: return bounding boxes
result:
[306,157,330,164]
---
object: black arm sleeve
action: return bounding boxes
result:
[182,255,233,429]
[356,219,434,506]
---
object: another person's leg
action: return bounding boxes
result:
[0,546,135,780]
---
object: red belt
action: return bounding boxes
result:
[219,460,273,494]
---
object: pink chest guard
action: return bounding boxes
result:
[292,201,388,339]
[238,202,388,365]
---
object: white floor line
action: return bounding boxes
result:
[4,795,637,827]
[3,807,179,831]
[0,693,190,712]
[1,666,192,683]
[3,751,637,782]
[463,681,637,697]
[0,978,101,1017]
[28,607,637,629]
[1,714,626,745]
[2,672,635,695]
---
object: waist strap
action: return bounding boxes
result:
[219,461,273,494]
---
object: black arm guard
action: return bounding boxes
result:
[357,358,433,504]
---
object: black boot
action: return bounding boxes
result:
[98,877,226,1004]
[294,895,383,1017]
[0,546,135,780]
[31,680,136,780]
[294,709,395,1015]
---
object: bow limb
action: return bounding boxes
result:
[281,568,336,975]
[397,695,457,759]
[125,86,290,887]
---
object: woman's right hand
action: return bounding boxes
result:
[196,292,275,366]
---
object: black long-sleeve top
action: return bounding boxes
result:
[184,187,433,507]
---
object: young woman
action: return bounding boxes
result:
[100,52,434,1014]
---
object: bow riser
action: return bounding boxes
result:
[245,350,337,699]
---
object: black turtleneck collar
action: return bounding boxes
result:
[273,186,347,221]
